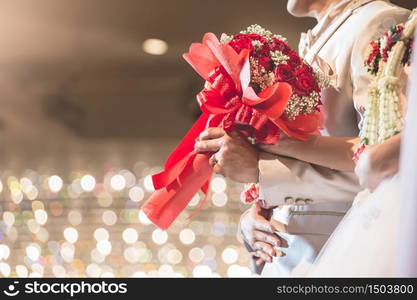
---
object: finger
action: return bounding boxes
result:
[258,201,278,210]
[253,230,282,247]
[228,130,244,139]
[250,203,276,233]
[199,128,226,141]
[212,160,224,175]
[255,257,266,268]
[270,219,287,233]
[195,139,223,152]
[252,215,276,233]
[252,249,272,263]
[209,154,217,168]
[212,151,225,174]
[276,249,286,257]
[253,241,276,259]
[279,237,289,249]
[253,251,271,264]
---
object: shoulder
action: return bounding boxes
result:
[334,2,409,51]
[351,1,410,34]
[355,1,409,16]
[349,2,410,57]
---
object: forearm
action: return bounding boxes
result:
[263,135,361,172]
[368,133,402,179]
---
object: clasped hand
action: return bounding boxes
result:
[194,128,260,184]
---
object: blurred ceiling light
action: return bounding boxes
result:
[110,174,126,191]
[128,186,144,202]
[192,265,212,278]
[16,265,29,277]
[94,228,109,241]
[0,245,10,260]
[138,210,152,225]
[142,38,168,55]
[48,175,63,193]
[64,227,79,244]
[26,244,41,261]
[143,175,155,192]
[96,240,112,256]
[179,229,195,245]
[221,247,238,265]
[102,210,117,226]
[34,210,48,225]
[152,229,168,245]
[80,174,96,192]
[122,228,138,244]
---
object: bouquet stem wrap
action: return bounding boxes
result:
[142,31,322,229]
[142,114,213,230]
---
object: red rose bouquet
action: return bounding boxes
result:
[142,25,325,229]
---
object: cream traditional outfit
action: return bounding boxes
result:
[246,0,410,276]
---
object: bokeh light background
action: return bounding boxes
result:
[0,0,414,278]
[0,156,252,277]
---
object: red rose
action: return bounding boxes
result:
[269,38,291,54]
[256,44,272,70]
[274,64,295,82]
[294,66,318,96]
[229,38,253,54]
[287,50,302,68]
[229,34,267,55]
[258,56,272,71]
[257,43,270,56]
[233,33,266,43]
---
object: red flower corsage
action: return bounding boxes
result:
[243,183,260,203]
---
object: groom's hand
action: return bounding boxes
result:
[241,202,286,263]
[194,128,259,183]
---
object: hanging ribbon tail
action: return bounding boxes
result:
[142,153,213,230]
[144,111,221,229]
[152,152,194,190]
[186,179,211,221]
[164,112,210,170]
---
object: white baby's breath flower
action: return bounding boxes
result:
[270,50,289,66]
[240,24,288,42]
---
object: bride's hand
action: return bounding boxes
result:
[355,134,402,191]
[240,202,286,264]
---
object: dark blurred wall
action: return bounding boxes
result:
[0,0,415,143]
